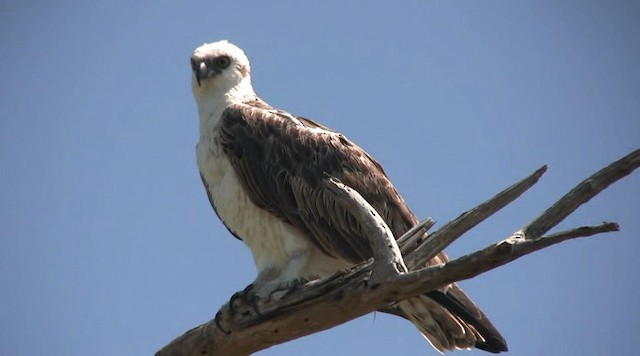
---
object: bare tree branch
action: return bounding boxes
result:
[394,222,620,289]
[156,149,639,356]
[404,165,547,269]
[522,149,640,238]
[540,222,619,241]
[397,217,435,253]
[322,175,407,280]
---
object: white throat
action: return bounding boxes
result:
[194,76,256,135]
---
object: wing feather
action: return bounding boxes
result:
[218,102,414,263]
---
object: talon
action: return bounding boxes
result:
[229,291,244,315]
[280,279,305,300]
[248,294,264,317]
[242,283,255,297]
[229,283,258,315]
[214,310,231,334]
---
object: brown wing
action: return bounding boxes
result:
[218,102,418,263]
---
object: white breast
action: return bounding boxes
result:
[197,132,314,274]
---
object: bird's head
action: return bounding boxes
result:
[190,40,253,102]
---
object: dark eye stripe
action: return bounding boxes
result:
[215,56,231,69]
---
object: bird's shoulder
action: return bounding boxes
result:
[219,98,385,178]
[221,97,337,135]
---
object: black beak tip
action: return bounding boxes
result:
[191,58,202,87]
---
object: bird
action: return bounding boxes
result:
[190,40,508,353]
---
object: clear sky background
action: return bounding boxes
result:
[1,1,639,355]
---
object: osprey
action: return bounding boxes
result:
[191,40,508,353]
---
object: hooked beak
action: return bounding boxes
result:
[195,62,206,87]
[192,59,216,87]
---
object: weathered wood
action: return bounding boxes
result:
[522,149,639,238]
[322,176,407,280]
[404,165,548,270]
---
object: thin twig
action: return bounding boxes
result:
[398,217,435,253]
[540,222,619,241]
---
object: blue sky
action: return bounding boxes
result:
[1,1,639,355]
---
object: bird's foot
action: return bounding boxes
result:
[226,283,265,317]
[228,284,255,316]
[214,310,231,334]
[252,278,307,301]
[273,278,307,300]
[230,278,307,316]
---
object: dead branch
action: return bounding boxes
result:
[322,175,407,280]
[156,148,639,356]
[404,165,548,269]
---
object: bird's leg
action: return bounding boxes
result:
[252,249,310,300]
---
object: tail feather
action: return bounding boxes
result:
[400,296,475,353]
[401,299,449,353]
[397,284,508,353]
[427,286,508,353]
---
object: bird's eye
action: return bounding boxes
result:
[215,56,231,69]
